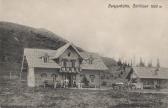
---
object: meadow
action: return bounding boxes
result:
[0,79,168,108]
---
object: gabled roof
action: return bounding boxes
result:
[132,67,168,79]
[51,43,82,59]
[80,52,108,70]
[24,48,61,68]
[23,44,108,71]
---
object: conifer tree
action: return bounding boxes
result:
[156,58,160,68]
[117,58,122,66]
[147,60,153,67]
[139,57,145,67]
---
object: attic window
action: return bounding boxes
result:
[43,53,49,63]
[68,52,71,57]
[89,56,94,64]
[71,60,76,67]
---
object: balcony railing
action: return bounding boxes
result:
[60,67,82,73]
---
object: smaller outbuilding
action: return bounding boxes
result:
[127,67,168,89]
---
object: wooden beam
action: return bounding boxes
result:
[9,71,11,80]
[20,55,25,80]
[99,71,101,88]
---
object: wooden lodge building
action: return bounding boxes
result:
[21,43,108,88]
[127,67,168,89]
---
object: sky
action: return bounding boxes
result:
[0,0,168,67]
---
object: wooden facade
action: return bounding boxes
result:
[22,43,108,88]
[129,67,168,89]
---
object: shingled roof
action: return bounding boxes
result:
[51,43,82,59]
[24,48,61,68]
[132,67,168,79]
[24,43,108,71]
[80,52,108,70]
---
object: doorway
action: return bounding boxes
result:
[63,73,76,87]
[67,74,72,87]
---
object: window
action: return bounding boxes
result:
[101,74,105,79]
[68,52,71,57]
[80,74,84,77]
[71,60,76,67]
[110,74,113,78]
[41,73,47,78]
[90,75,95,82]
[90,75,95,78]
[43,53,49,63]
[44,57,48,63]
[51,74,57,81]
[89,56,94,64]
[132,79,138,83]
[51,74,57,78]
[63,59,67,67]
[101,76,105,79]
[91,78,94,82]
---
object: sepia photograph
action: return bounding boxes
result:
[0,0,168,108]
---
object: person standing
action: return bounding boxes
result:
[65,78,69,88]
[54,80,57,88]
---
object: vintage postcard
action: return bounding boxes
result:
[0,0,168,108]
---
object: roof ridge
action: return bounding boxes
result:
[51,42,82,59]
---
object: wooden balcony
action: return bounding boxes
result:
[60,67,82,73]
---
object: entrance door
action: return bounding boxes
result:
[67,74,72,87]
[66,74,76,87]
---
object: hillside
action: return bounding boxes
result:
[0,22,70,74]
[0,21,117,75]
[102,57,117,67]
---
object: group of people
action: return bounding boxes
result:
[43,79,84,89]
[52,79,77,88]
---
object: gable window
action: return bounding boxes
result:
[68,52,71,57]
[89,56,94,64]
[71,60,76,67]
[44,57,48,63]
[62,59,67,67]
[43,53,49,63]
